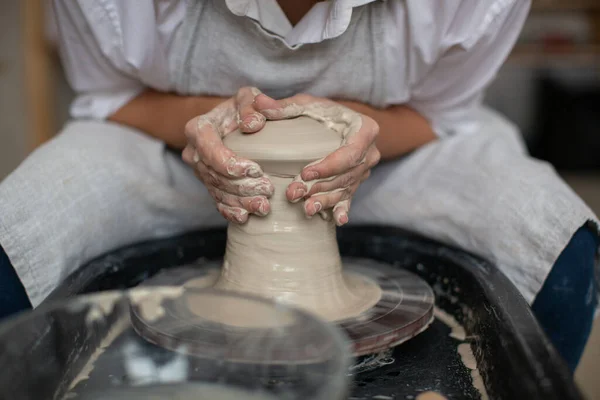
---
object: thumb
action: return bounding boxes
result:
[254,94,307,120]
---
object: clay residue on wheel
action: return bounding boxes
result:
[66,316,129,394]
[457,342,489,400]
[433,307,466,341]
[434,307,489,400]
[129,287,184,322]
[416,391,448,400]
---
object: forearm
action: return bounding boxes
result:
[109,89,436,158]
[108,89,225,149]
[338,101,436,160]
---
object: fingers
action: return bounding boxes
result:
[255,94,364,142]
[305,165,365,197]
[254,93,307,120]
[360,169,371,183]
[236,87,266,133]
[181,145,197,166]
[186,90,379,228]
[285,180,308,203]
[196,162,274,198]
[184,117,263,179]
[285,165,360,202]
[195,164,272,224]
[303,182,358,218]
[287,160,373,225]
[301,144,366,181]
[210,187,270,216]
[217,203,249,224]
[256,94,380,182]
[333,200,350,226]
[183,90,269,179]
[182,88,275,225]
[300,119,379,181]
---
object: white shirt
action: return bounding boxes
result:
[50,0,530,137]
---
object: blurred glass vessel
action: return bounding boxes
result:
[0,287,352,400]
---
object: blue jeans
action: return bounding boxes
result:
[531,225,598,372]
[0,243,31,319]
[0,227,598,371]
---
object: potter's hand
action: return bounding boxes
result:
[255,94,380,226]
[182,87,274,224]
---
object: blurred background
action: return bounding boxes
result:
[0,1,599,398]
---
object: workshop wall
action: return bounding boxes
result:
[0,2,28,182]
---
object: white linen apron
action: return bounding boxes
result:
[0,0,597,307]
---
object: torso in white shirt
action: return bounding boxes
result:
[50,0,530,136]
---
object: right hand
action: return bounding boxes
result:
[182,87,274,224]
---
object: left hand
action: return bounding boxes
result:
[254,93,381,226]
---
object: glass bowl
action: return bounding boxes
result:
[0,287,352,399]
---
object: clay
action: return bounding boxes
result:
[434,308,489,399]
[84,292,121,324]
[456,342,490,400]
[129,287,184,322]
[259,102,363,147]
[184,281,295,328]
[415,391,448,400]
[68,289,186,393]
[67,316,129,391]
[433,307,466,341]
[76,383,280,399]
[222,116,343,175]
[187,116,382,321]
[457,343,477,370]
[470,369,490,400]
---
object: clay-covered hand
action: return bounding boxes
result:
[182,87,274,224]
[254,94,380,226]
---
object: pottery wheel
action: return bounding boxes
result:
[132,116,434,357]
[133,258,434,357]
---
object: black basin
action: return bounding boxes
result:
[43,226,581,400]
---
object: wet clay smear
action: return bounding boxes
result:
[433,307,466,341]
[65,316,129,394]
[457,343,489,400]
[457,343,477,370]
[434,307,489,400]
[416,391,448,400]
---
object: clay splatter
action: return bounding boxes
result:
[433,307,466,341]
[456,342,489,400]
[416,391,448,400]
